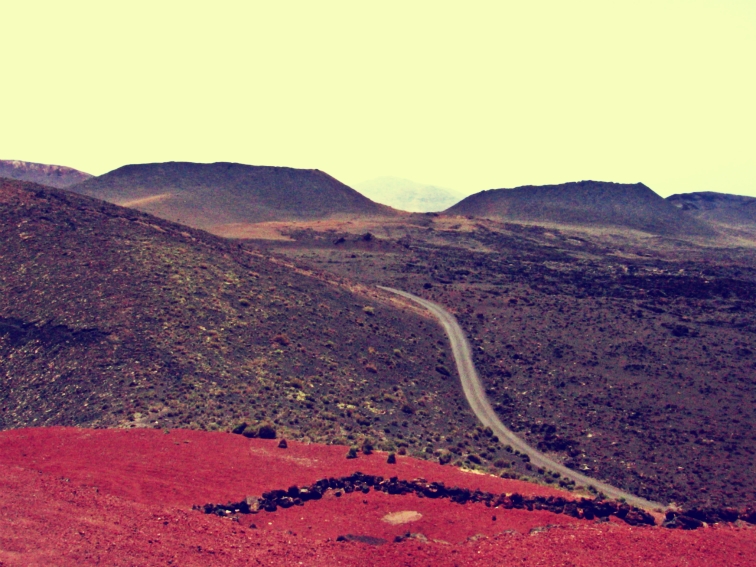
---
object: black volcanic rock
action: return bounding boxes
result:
[68,161,395,229]
[667,191,756,226]
[200,473,661,528]
[445,180,714,237]
[0,159,92,188]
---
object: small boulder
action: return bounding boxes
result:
[278,439,288,449]
[435,365,451,377]
[231,422,248,435]
[387,452,397,464]
[676,515,704,530]
[258,424,277,439]
[263,501,277,512]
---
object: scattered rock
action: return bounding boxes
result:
[198,472,666,529]
[394,532,429,544]
[382,511,423,525]
[278,439,288,449]
[664,515,704,530]
[231,422,248,435]
[387,452,396,464]
[435,365,451,377]
[336,534,387,545]
[257,424,277,440]
[529,524,559,535]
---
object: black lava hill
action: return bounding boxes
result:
[446,180,714,237]
[667,191,756,226]
[68,161,395,229]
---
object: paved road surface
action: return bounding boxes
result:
[378,285,665,511]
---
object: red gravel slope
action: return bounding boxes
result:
[0,428,753,566]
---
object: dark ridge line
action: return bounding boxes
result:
[196,472,661,527]
[197,472,756,530]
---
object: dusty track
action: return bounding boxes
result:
[378,286,665,511]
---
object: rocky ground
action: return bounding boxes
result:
[1,427,754,567]
[268,215,756,509]
[3,177,755,521]
[1,180,507,473]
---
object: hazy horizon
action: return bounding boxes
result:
[5,156,756,202]
[2,1,754,198]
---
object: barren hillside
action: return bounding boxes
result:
[668,191,756,226]
[0,178,497,464]
[446,180,715,237]
[271,215,756,509]
[0,159,92,188]
[68,161,397,231]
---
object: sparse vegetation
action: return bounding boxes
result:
[277,211,756,509]
[0,179,486,472]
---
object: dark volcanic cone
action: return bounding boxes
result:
[68,161,396,229]
[446,180,715,237]
[667,191,756,226]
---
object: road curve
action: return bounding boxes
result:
[378,285,665,511]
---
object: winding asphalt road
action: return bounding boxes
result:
[378,285,664,511]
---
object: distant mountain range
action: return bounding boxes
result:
[67,162,396,230]
[5,159,756,238]
[0,159,92,188]
[353,177,465,212]
[446,180,715,237]
[667,191,756,226]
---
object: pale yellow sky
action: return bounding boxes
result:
[2,1,754,197]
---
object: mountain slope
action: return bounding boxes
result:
[667,191,756,226]
[446,180,715,237]
[0,177,490,460]
[68,161,396,230]
[354,176,464,212]
[0,159,92,188]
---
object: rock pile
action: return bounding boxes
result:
[196,472,658,527]
[663,506,756,530]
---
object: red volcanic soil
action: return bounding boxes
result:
[0,428,753,566]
